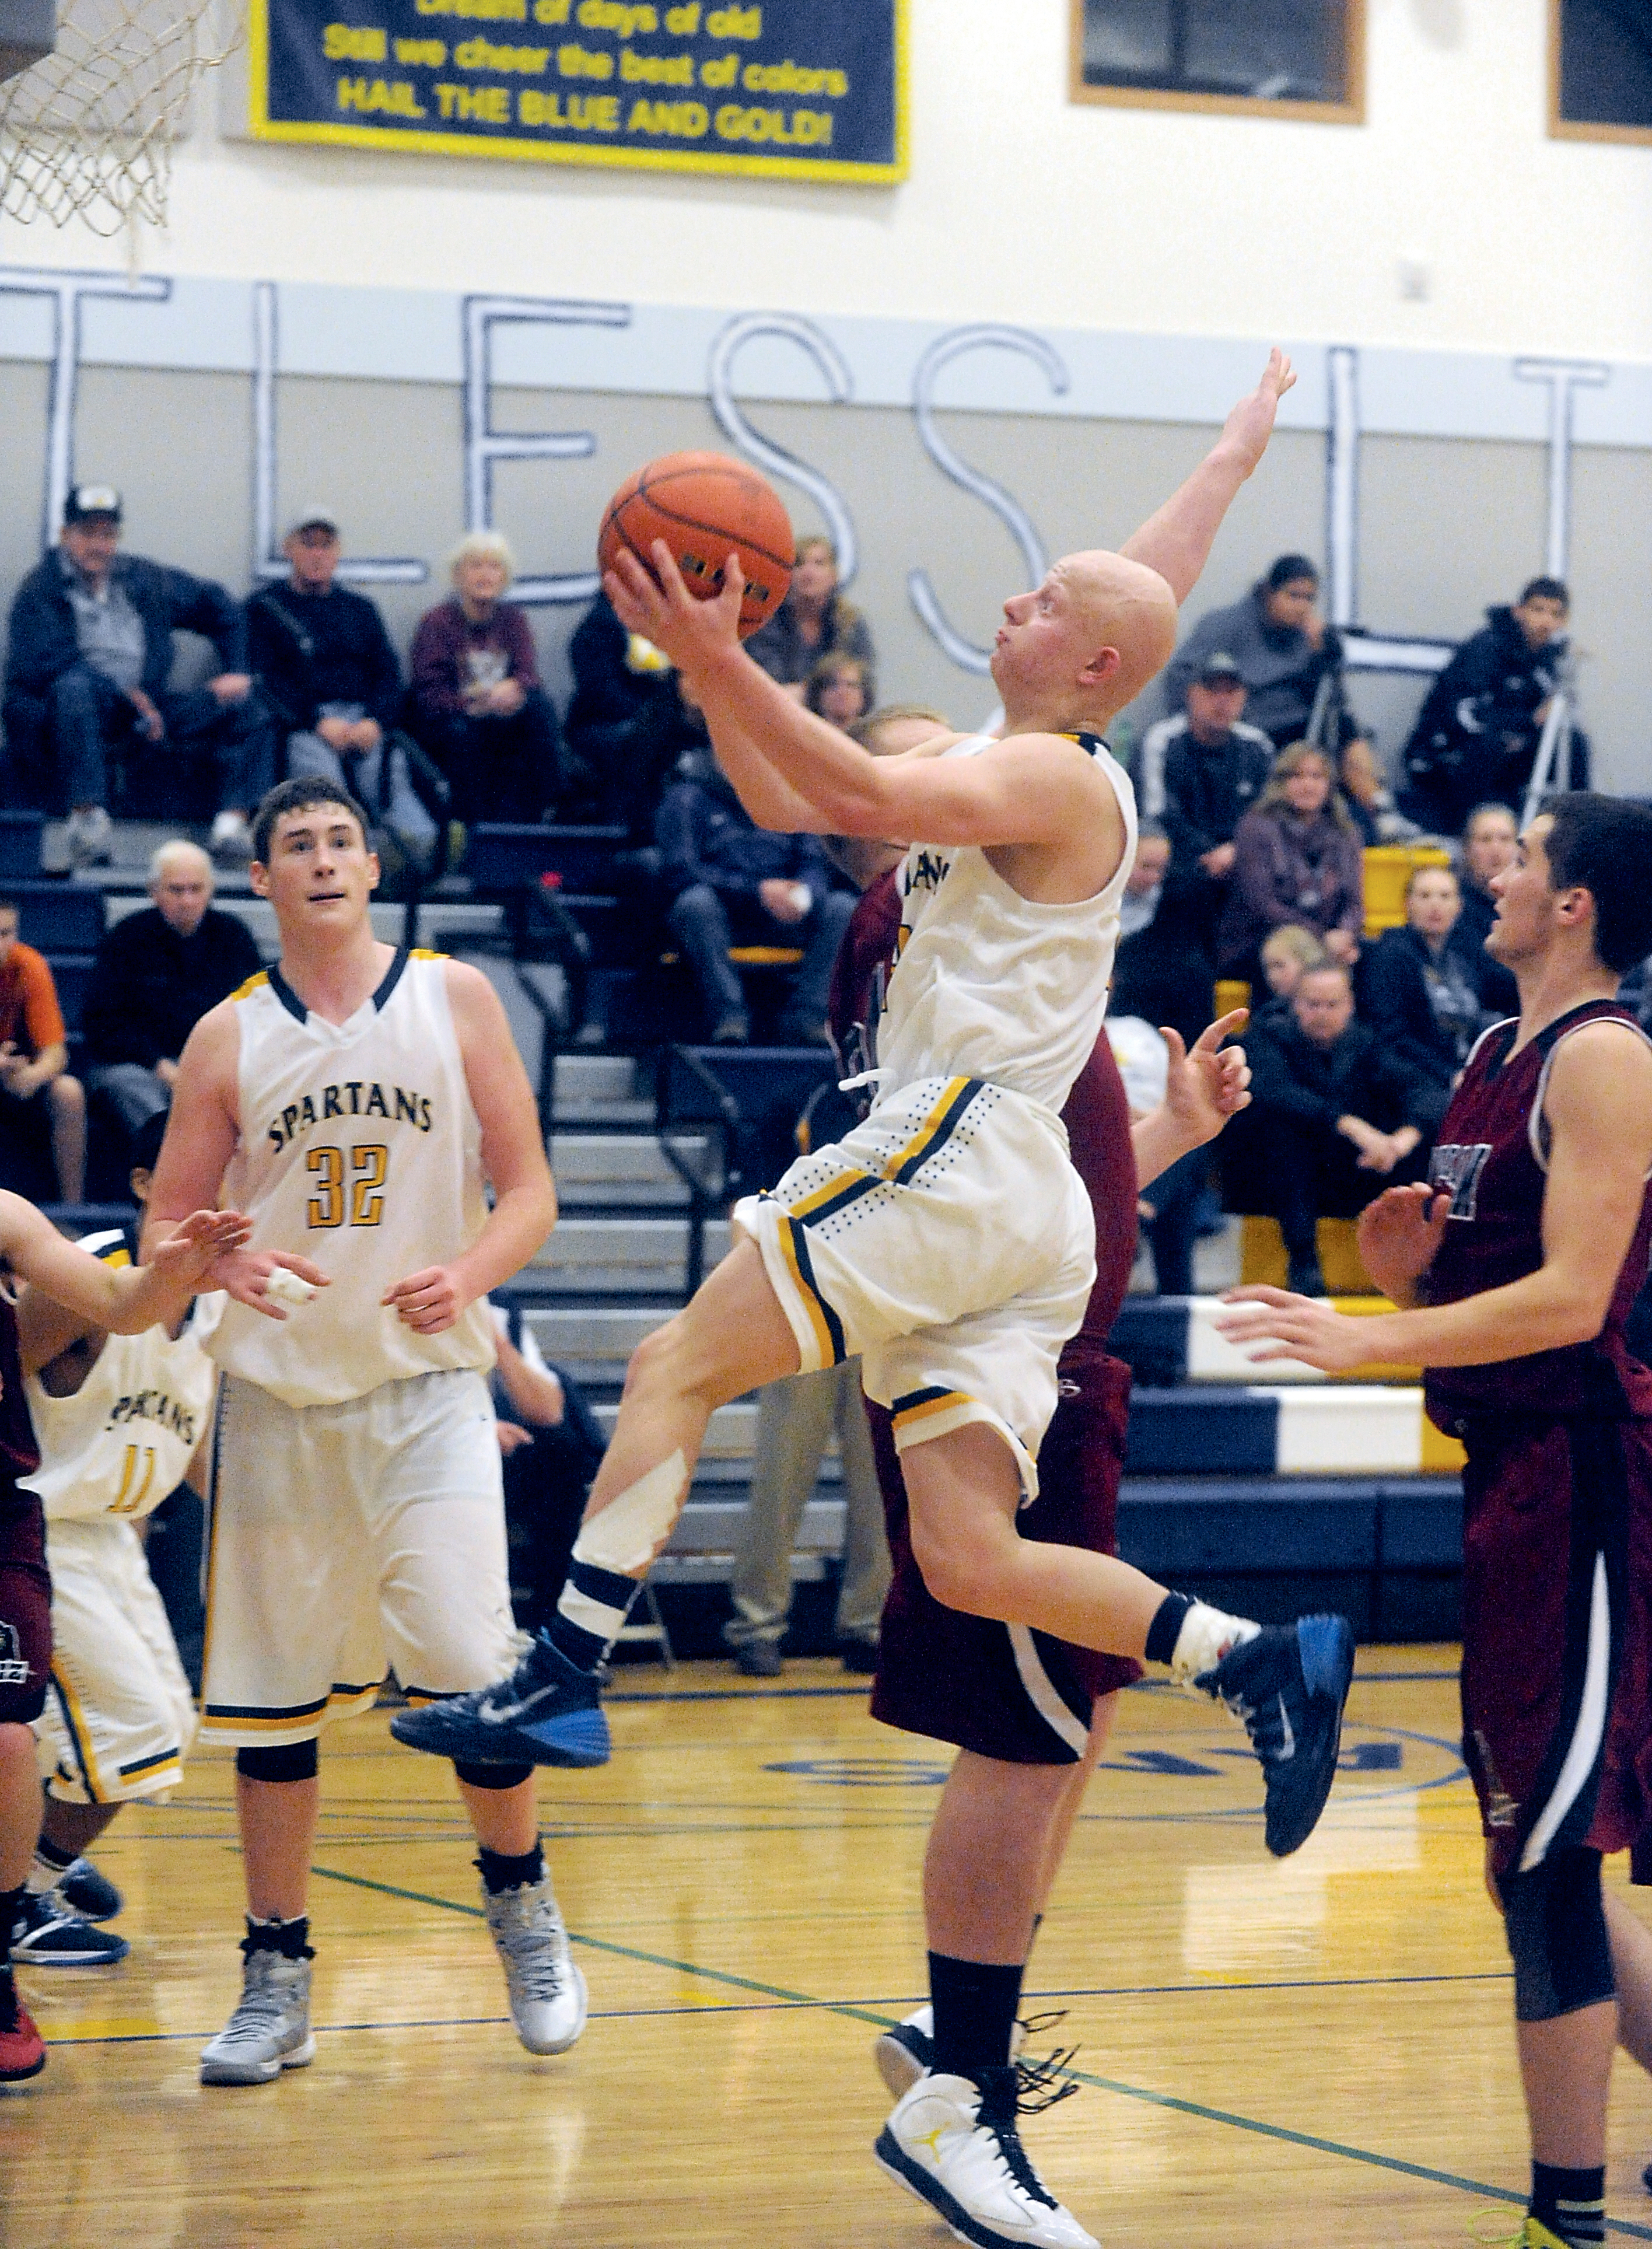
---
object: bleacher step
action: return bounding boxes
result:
[548,1132,709,1209]
[525,1219,732,1296]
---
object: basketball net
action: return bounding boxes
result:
[0,0,243,237]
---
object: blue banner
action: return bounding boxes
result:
[250,0,907,183]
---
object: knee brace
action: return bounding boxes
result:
[236,1739,320,1784]
[453,1758,534,1790]
[1497,1846,1614,2022]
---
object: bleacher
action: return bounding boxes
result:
[14,810,1468,1650]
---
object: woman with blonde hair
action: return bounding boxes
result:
[744,534,876,701]
[409,529,565,823]
[804,650,874,729]
[1218,740,1364,981]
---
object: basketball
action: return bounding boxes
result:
[597,450,794,639]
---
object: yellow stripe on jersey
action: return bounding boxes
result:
[880,1077,981,1187]
[890,1386,974,1435]
[229,970,271,1003]
[769,1208,846,1367]
[788,1167,878,1226]
[50,1662,111,1803]
[410,947,447,961]
[101,1248,131,1269]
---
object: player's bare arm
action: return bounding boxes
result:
[1131,1010,1251,1191]
[380,961,556,1337]
[0,1192,246,1341]
[1120,351,1297,602]
[142,1001,330,1320]
[1217,1021,1652,1372]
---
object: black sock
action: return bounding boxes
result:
[929,1953,1025,2083]
[0,1883,23,1945]
[476,1841,545,1894]
[33,1833,74,1876]
[544,1562,643,1673]
[1531,2161,1605,2245]
[1144,1593,1192,1667]
[243,1913,312,1961]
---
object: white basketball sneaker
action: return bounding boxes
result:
[483,1876,587,2055]
[200,1950,315,2084]
[876,2065,1097,2249]
[874,2003,1038,2098]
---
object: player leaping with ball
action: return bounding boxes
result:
[398,351,1356,1860]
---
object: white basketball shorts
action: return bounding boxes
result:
[36,1515,197,1805]
[200,1367,517,1748]
[733,1074,1096,1501]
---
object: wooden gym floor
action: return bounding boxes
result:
[6,1649,1652,2248]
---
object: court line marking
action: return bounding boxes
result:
[597,1669,1463,1706]
[301,1863,1652,2240]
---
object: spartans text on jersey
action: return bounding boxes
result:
[266,1080,434,1151]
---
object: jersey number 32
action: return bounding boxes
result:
[306,1143,388,1228]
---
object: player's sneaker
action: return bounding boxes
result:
[199,1950,315,2085]
[483,1876,587,2055]
[876,2065,1096,2249]
[0,1974,44,2083]
[57,1856,123,1923]
[389,1635,611,1769]
[873,2004,1038,2100]
[10,1888,130,1966]
[1196,1614,1355,1857]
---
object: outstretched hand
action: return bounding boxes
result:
[150,1208,253,1289]
[1213,1285,1387,1374]
[1357,1181,1448,1300]
[604,540,746,674]
[1162,1009,1251,1148]
[1220,349,1297,480]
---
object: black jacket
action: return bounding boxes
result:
[1401,607,1589,831]
[1111,861,1219,1049]
[245,582,404,739]
[1160,726,1275,865]
[1248,1010,1435,1136]
[81,905,261,1071]
[1361,924,1492,1092]
[656,753,829,901]
[565,596,674,750]
[4,551,246,707]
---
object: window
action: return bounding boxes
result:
[1552,0,1652,144]
[1070,0,1363,123]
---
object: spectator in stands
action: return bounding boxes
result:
[656,743,855,1045]
[1111,822,1217,1048]
[1166,554,1357,751]
[408,532,564,827]
[623,670,716,848]
[1452,801,1520,1017]
[1217,743,1364,982]
[0,898,83,1201]
[79,839,260,1148]
[1400,578,1590,834]
[1248,960,1433,1295]
[1,485,275,869]
[1254,924,1329,1021]
[562,594,674,825]
[1362,865,1495,1134]
[245,508,438,870]
[804,651,873,730]
[745,537,874,702]
[1138,650,1274,943]
[1338,736,1424,847]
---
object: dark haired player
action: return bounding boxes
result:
[1220,794,1652,2249]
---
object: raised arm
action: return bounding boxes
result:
[1121,351,1296,606]
[1,1193,246,1339]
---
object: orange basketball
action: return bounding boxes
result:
[597,450,793,640]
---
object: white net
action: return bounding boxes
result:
[0,0,242,234]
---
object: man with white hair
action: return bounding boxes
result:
[80,839,261,1148]
[409,531,564,824]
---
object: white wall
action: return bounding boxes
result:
[2,0,1650,362]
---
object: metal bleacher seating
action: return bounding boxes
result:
[653,1043,838,1290]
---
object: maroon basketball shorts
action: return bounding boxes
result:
[867,1335,1142,1767]
[0,1489,51,1726]
[1457,1409,1652,1880]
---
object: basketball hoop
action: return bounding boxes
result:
[0,0,242,236]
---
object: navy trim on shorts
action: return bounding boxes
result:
[786,1218,846,1365]
[884,1078,984,1187]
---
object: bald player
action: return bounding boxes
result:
[400,362,1356,2167]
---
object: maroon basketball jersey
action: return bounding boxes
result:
[0,1281,38,1484]
[1425,999,1652,1426]
[829,872,1139,1348]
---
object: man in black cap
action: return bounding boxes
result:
[1136,650,1276,927]
[1,487,276,868]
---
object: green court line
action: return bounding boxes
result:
[306,1863,1652,2240]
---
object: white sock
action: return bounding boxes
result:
[1169,1601,1259,1688]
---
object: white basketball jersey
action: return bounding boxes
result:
[209,949,495,1408]
[21,1230,220,1523]
[876,732,1137,1116]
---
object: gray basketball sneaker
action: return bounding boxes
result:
[484,1876,587,2055]
[200,1950,315,2084]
